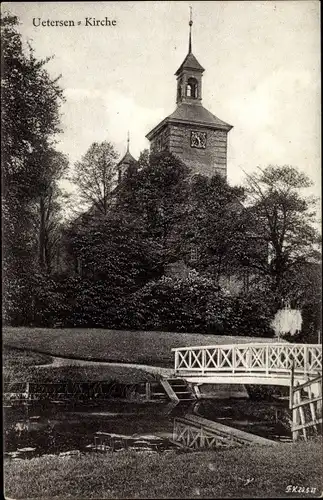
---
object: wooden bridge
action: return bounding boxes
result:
[172,343,322,388]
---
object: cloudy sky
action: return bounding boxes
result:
[3,1,321,195]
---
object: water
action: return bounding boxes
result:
[3,397,292,460]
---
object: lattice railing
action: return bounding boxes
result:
[172,419,240,449]
[290,373,322,441]
[172,343,322,378]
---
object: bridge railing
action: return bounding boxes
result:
[172,343,322,377]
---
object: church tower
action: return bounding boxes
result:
[116,132,137,182]
[146,11,233,178]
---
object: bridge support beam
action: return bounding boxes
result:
[181,375,308,387]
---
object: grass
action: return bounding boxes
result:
[3,327,280,367]
[3,347,157,385]
[4,441,322,499]
[3,347,53,386]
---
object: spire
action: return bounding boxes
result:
[175,7,204,77]
[188,6,193,54]
[126,130,130,152]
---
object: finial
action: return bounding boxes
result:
[188,6,193,53]
[127,131,130,152]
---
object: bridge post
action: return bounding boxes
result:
[232,346,236,374]
[247,347,252,372]
[265,345,269,375]
[289,361,295,410]
[174,350,179,374]
[202,349,206,375]
[304,345,309,377]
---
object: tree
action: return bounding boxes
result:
[241,165,321,303]
[117,151,191,273]
[182,173,246,281]
[1,14,65,323]
[38,150,69,272]
[65,209,158,291]
[1,14,64,201]
[71,141,119,215]
[64,151,191,298]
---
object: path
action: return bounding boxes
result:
[36,355,174,377]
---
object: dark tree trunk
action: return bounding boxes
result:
[39,196,46,270]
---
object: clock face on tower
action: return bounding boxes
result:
[191,130,207,149]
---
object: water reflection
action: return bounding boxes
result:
[4,398,292,460]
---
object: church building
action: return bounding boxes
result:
[146,14,233,178]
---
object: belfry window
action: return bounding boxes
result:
[187,78,198,98]
[177,78,183,101]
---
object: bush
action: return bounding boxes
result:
[32,274,125,328]
[121,271,275,335]
[121,271,223,332]
[3,273,122,328]
[3,269,275,336]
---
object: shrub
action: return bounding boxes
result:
[121,271,275,335]
[3,268,275,336]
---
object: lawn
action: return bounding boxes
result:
[3,347,157,385]
[4,441,322,499]
[3,327,279,367]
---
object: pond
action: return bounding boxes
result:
[3,396,292,460]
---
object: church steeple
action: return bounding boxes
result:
[146,9,233,180]
[117,132,137,183]
[188,6,192,54]
[175,8,205,105]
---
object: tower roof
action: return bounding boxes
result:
[117,131,137,167]
[175,8,204,76]
[168,103,232,128]
[175,52,205,76]
[146,103,232,141]
[117,150,136,167]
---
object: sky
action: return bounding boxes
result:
[2,0,321,198]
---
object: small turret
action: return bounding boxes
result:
[117,131,137,182]
[175,8,205,105]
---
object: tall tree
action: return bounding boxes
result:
[38,150,69,272]
[241,165,320,302]
[183,173,246,281]
[117,151,191,273]
[1,13,65,323]
[71,141,119,215]
[65,209,158,291]
[1,14,64,201]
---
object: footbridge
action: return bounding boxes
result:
[172,343,322,387]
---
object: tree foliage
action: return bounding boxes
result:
[241,165,320,302]
[182,173,246,280]
[65,209,160,292]
[1,14,64,200]
[38,150,69,272]
[117,151,191,272]
[71,141,119,214]
[1,13,67,321]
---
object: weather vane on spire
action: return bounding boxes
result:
[189,6,193,53]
